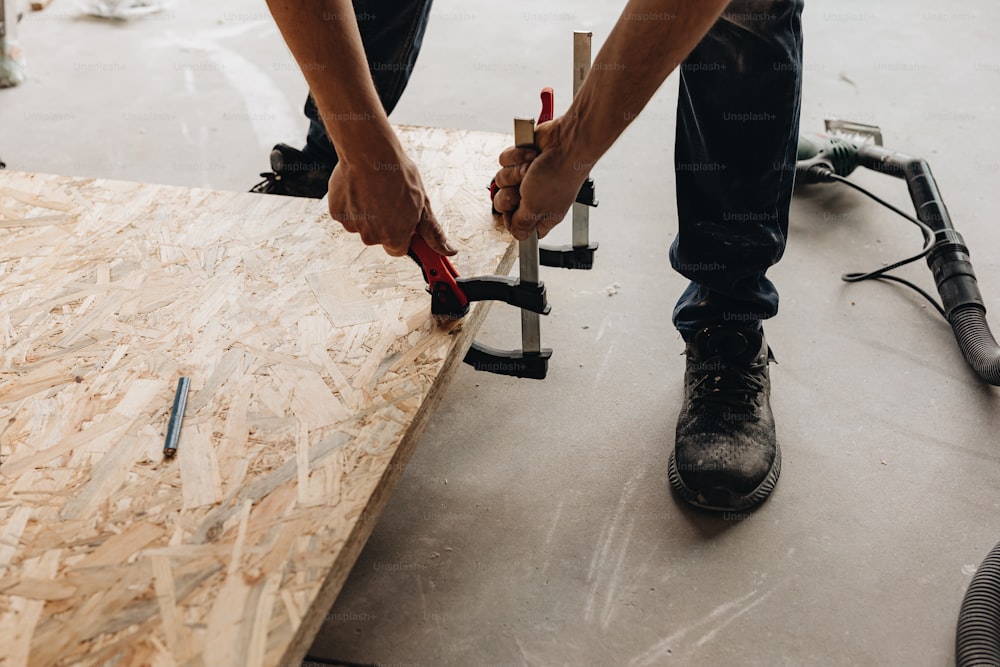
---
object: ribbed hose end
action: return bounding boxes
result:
[949,307,1000,386]
[957,541,1000,667]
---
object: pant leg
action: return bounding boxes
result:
[303,0,435,166]
[670,0,804,340]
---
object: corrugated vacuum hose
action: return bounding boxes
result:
[950,307,1000,386]
[957,540,1000,667]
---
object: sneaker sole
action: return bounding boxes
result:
[667,443,781,512]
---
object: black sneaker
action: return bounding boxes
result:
[250,144,333,199]
[667,325,781,511]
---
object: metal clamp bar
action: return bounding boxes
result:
[514,116,542,355]
[572,31,592,249]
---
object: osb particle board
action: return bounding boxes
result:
[0,125,515,667]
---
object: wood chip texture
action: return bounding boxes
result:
[0,126,514,666]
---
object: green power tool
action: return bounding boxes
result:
[795,119,884,183]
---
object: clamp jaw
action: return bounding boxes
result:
[407,233,552,379]
[407,234,550,321]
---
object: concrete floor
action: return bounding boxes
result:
[4,1,1000,665]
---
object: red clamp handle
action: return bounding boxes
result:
[538,87,554,124]
[407,233,469,314]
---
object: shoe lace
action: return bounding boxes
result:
[250,171,280,193]
[689,357,766,416]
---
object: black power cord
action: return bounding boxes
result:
[825,173,947,319]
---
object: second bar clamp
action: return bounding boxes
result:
[410,31,602,380]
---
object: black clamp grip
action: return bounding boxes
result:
[407,234,552,380]
[574,177,598,207]
[539,243,599,270]
[457,276,551,379]
[458,276,550,314]
[464,343,551,380]
[539,176,599,269]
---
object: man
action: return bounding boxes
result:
[262,0,804,511]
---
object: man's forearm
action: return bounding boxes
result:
[265,0,401,167]
[562,0,731,167]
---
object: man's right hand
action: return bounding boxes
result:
[327,151,456,258]
[491,119,590,241]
